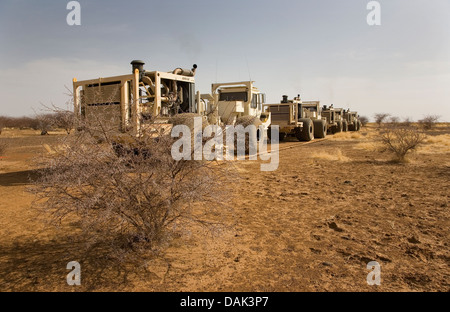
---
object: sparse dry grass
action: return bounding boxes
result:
[311,148,350,162]
[353,141,383,152]
[329,131,363,141]
[424,134,450,145]
[417,134,450,154]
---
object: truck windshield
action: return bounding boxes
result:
[219,91,248,102]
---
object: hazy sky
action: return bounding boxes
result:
[0,0,449,121]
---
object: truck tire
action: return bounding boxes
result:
[357,120,362,131]
[313,119,327,138]
[336,120,343,133]
[342,120,348,132]
[297,118,314,141]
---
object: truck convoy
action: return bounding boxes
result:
[72,60,360,142]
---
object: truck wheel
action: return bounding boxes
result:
[342,120,348,132]
[313,119,327,138]
[336,120,343,133]
[298,118,314,141]
[357,121,362,131]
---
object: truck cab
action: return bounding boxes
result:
[201,81,270,129]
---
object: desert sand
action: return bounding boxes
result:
[0,125,449,291]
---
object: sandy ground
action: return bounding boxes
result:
[0,125,449,292]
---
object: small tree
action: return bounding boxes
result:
[35,113,55,135]
[54,110,75,134]
[374,113,390,127]
[418,115,440,130]
[37,102,75,135]
[359,116,369,127]
[389,116,400,124]
[380,124,426,162]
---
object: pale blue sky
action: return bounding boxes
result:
[0,0,449,121]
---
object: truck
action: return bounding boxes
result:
[264,95,321,142]
[321,104,344,134]
[200,81,271,134]
[300,101,328,138]
[343,109,361,131]
[334,108,348,132]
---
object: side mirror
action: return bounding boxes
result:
[261,93,266,104]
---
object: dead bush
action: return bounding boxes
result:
[53,110,74,134]
[31,116,234,264]
[379,124,426,162]
[0,139,7,156]
[389,116,400,124]
[418,115,440,130]
[359,116,369,127]
[40,102,75,134]
[374,113,390,127]
[34,114,55,135]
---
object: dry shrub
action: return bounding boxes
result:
[31,115,234,264]
[389,116,400,124]
[0,139,7,156]
[35,114,55,135]
[379,124,426,162]
[311,148,350,162]
[359,116,369,127]
[374,113,390,127]
[53,110,75,134]
[418,115,440,130]
[424,134,450,145]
